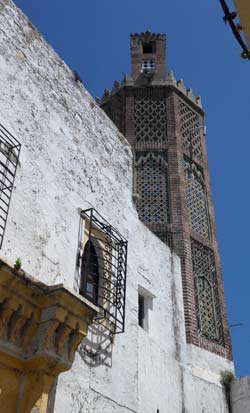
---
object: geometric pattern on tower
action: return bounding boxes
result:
[135,94,167,145]
[135,152,169,223]
[179,100,202,161]
[184,159,210,239]
[191,239,224,345]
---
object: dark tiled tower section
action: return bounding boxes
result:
[100,31,232,359]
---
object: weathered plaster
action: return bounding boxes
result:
[231,376,250,413]
[0,1,234,411]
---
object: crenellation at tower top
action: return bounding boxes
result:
[100,70,203,109]
[99,32,203,109]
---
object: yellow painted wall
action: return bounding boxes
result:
[0,362,21,412]
[0,353,55,413]
[234,0,250,46]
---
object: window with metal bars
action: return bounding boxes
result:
[80,240,100,304]
[78,208,128,334]
[0,123,21,248]
[191,239,224,345]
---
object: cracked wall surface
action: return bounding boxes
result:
[0,1,234,411]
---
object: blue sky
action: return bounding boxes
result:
[14,0,250,376]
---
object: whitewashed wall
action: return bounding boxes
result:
[231,377,250,413]
[0,1,234,412]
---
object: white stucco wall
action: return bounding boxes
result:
[0,1,234,412]
[231,376,250,413]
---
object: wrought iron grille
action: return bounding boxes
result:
[191,239,224,345]
[179,100,202,161]
[184,159,210,239]
[134,93,167,146]
[79,208,127,334]
[135,152,169,224]
[0,123,21,248]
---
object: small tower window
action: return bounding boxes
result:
[143,43,154,54]
[142,60,155,70]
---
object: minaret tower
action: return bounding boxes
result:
[100,31,232,359]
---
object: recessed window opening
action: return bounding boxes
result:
[138,294,145,328]
[138,286,155,332]
[80,240,99,304]
[143,43,154,54]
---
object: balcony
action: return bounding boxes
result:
[0,258,98,413]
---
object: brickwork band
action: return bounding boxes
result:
[100,32,232,359]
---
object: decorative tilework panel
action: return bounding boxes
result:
[135,153,169,223]
[184,160,210,239]
[191,239,224,345]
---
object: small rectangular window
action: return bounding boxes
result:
[142,60,155,70]
[138,286,155,332]
[138,294,145,328]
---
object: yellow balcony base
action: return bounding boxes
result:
[0,258,98,413]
